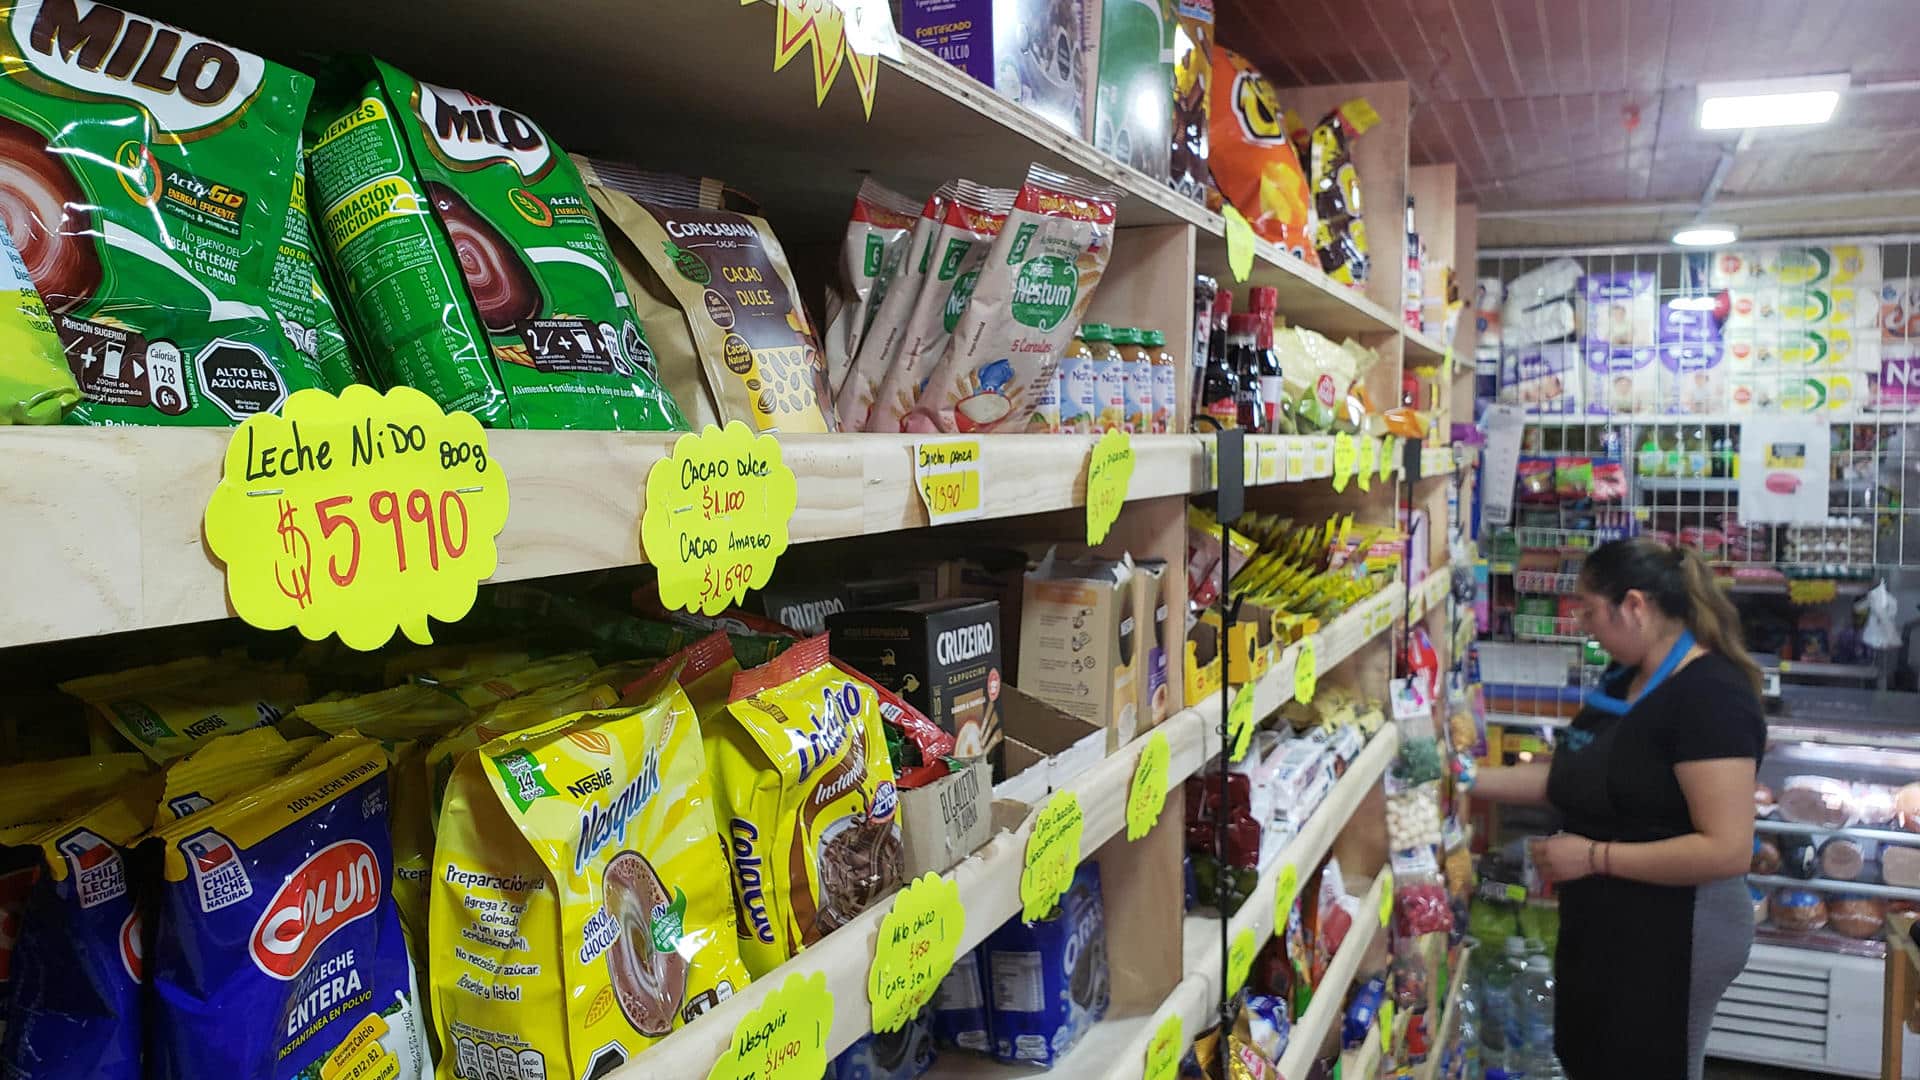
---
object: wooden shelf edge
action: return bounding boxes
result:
[1415,943,1474,1080]
[1339,1015,1386,1078]
[1275,869,1392,1080]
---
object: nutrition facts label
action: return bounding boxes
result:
[454,1037,549,1080]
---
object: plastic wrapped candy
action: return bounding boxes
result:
[1207,47,1317,263]
[1304,99,1379,286]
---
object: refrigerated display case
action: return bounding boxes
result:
[1708,686,1920,1078]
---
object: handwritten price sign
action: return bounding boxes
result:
[1294,637,1318,704]
[203,386,508,651]
[1126,731,1171,841]
[869,873,964,1033]
[642,422,797,616]
[1331,432,1355,493]
[1271,862,1299,933]
[1144,1013,1183,1080]
[1227,927,1256,996]
[1227,682,1255,762]
[913,439,985,524]
[1357,435,1375,492]
[1085,429,1134,545]
[1021,790,1084,923]
[705,972,832,1080]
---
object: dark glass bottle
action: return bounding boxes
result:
[1249,286,1284,433]
[1230,313,1262,431]
[1198,290,1239,430]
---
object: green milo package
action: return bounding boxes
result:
[266,137,364,394]
[0,0,323,426]
[307,59,687,430]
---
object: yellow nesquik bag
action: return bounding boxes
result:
[60,658,311,763]
[423,676,625,831]
[706,635,904,977]
[432,683,748,1078]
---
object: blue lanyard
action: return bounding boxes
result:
[1582,629,1696,716]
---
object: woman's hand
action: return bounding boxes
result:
[1530,832,1601,885]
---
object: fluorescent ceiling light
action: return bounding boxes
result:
[1673,224,1738,247]
[1669,295,1718,310]
[1698,74,1848,130]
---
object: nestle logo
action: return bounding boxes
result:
[566,767,614,798]
[249,839,381,980]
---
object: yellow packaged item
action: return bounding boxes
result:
[622,631,739,722]
[60,658,311,764]
[287,682,473,742]
[153,727,322,825]
[432,684,749,1076]
[424,677,625,829]
[382,641,533,687]
[706,635,904,977]
[0,753,150,837]
[436,652,600,707]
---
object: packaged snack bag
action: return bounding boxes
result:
[383,642,534,687]
[0,779,158,1078]
[268,136,363,394]
[433,685,749,1077]
[837,185,949,430]
[1306,99,1379,286]
[0,213,78,424]
[858,181,1013,433]
[707,636,904,975]
[61,657,311,764]
[424,676,623,830]
[582,163,837,433]
[1168,0,1216,205]
[436,651,600,708]
[824,178,923,394]
[0,1,318,426]
[307,59,684,431]
[982,861,1109,1066]
[148,737,430,1079]
[1207,48,1315,262]
[154,726,322,825]
[906,166,1119,433]
[288,682,473,742]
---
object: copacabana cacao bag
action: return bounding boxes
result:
[432,684,748,1077]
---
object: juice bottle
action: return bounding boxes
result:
[1115,327,1153,434]
[1146,329,1176,434]
[1058,329,1096,434]
[1084,323,1127,432]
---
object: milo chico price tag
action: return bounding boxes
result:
[203,386,509,651]
[707,972,833,1080]
[642,422,797,616]
[869,873,965,1033]
[1086,429,1134,545]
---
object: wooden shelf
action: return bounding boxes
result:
[1405,329,1452,364]
[1416,944,1474,1080]
[1339,1015,1386,1079]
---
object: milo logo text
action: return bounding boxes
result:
[417,80,553,180]
[729,819,775,944]
[12,0,265,133]
[572,746,661,875]
[248,839,381,980]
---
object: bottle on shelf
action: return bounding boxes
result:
[1510,954,1562,1080]
[1058,327,1096,434]
[1636,432,1663,478]
[1115,327,1152,435]
[1145,329,1175,434]
[1404,195,1422,330]
[1197,290,1239,430]
[1249,285,1285,433]
[1686,423,1710,478]
[1228,313,1263,431]
[1456,955,1484,1080]
[1480,936,1527,1077]
[1084,323,1126,433]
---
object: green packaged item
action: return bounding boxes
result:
[0,1,319,426]
[267,138,363,393]
[0,214,78,423]
[306,59,686,430]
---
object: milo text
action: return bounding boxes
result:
[13,0,264,130]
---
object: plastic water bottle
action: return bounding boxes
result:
[1454,969,1483,1080]
[1480,937,1526,1076]
[1510,955,1561,1080]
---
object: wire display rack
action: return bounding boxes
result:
[1512,569,1579,594]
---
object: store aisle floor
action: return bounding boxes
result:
[1704,1062,1820,1078]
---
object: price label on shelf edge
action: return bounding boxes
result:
[1222,205,1255,283]
[1227,927,1255,996]
[1144,1013,1183,1080]
[1021,790,1084,922]
[1331,432,1355,493]
[1356,435,1374,492]
[868,873,964,1034]
[1293,637,1318,704]
[1271,862,1299,932]
[1126,731,1171,841]
[1379,868,1395,927]
[1227,683,1255,763]
[706,971,832,1080]
[641,422,797,617]
[913,438,986,524]
[203,386,509,652]
[1085,429,1134,545]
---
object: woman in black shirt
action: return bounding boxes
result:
[1472,538,1766,1080]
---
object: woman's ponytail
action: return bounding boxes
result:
[1579,537,1764,696]
[1673,546,1764,695]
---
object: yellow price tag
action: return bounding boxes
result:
[642,421,797,616]
[1127,731,1172,841]
[1227,683,1256,762]
[913,439,985,524]
[1331,433,1355,493]
[1379,868,1395,927]
[1310,437,1334,477]
[1228,928,1256,996]
[1294,638,1318,704]
[1145,1013,1183,1080]
[1086,429,1134,545]
[1021,791,1084,922]
[204,386,509,652]
[1379,1000,1395,1053]
[706,971,833,1080]
[1286,439,1309,479]
[1380,435,1396,482]
[1223,205,1256,283]
[869,873,965,1033]
[1272,862,1299,930]
[1357,436,1375,492]
[1257,438,1284,483]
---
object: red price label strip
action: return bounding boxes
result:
[642,422,798,617]
[204,386,508,651]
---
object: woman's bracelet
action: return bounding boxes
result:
[1587,839,1599,875]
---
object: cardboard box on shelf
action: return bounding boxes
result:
[755,582,851,635]
[901,0,1088,139]
[935,549,1030,672]
[1133,559,1172,731]
[1018,552,1138,752]
[899,758,994,878]
[829,598,1005,766]
[1185,618,1221,704]
[994,686,1108,808]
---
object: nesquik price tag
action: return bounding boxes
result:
[642,422,797,616]
[706,972,833,1080]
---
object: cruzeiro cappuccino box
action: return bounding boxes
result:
[829,598,1004,770]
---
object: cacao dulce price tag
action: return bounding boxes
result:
[1021,791,1084,922]
[1085,429,1134,545]
[203,386,509,651]
[913,438,985,524]
[642,422,797,616]
[705,972,833,1080]
[869,873,964,1033]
